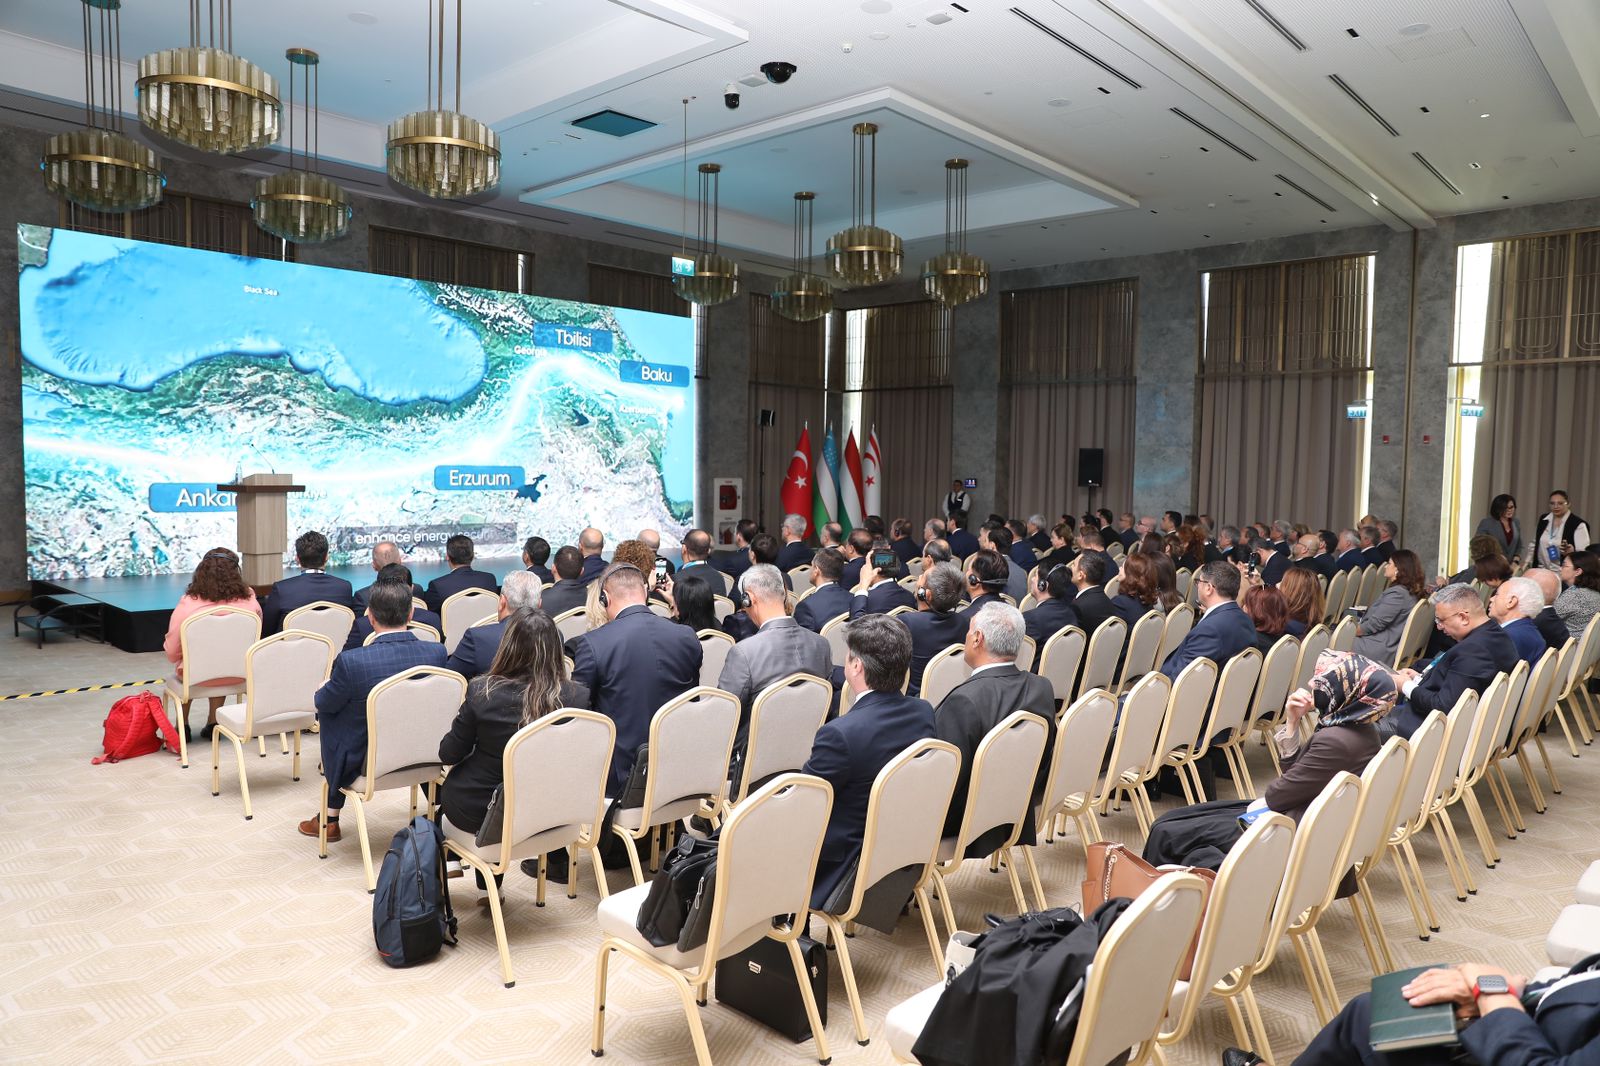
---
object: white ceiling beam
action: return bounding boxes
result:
[1507,0,1600,139]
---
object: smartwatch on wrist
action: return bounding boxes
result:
[1472,975,1511,999]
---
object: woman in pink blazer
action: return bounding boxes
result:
[164,548,262,740]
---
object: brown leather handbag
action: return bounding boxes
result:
[1081,842,1215,980]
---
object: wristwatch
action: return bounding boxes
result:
[1472,974,1511,999]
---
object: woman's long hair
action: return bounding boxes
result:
[483,607,568,727]
[1278,566,1324,631]
[672,572,719,631]
[1148,551,1182,612]
[185,547,250,603]
[1241,585,1290,637]
[1389,549,1428,600]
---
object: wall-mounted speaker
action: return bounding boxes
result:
[758,408,776,427]
[1077,447,1105,488]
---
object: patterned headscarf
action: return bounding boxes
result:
[1308,649,1397,728]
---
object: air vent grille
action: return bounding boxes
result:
[1327,75,1400,137]
[1241,0,1308,51]
[1169,108,1258,161]
[1010,8,1142,89]
[1411,152,1462,195]
[1273,174,1337,212]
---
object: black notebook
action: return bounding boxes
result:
[1369,965,1461,1053]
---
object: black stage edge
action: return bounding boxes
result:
[30,580,170,654]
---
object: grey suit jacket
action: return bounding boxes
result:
[1351,585,1417,667]
[716,616,833,739]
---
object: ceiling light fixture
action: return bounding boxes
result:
[921,158,988,307]
[43,0,166,213]
[828,122,903,287]
[672,100,738,307]
[253,49,351,243]
[771,192,833,322]
[137,0,280,153]
[386,0,500,199]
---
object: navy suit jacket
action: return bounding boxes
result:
[345,607,443,651]
[716,551,752,584]
[1375,539,1397,561]
[578,553,607,585]
[1502,617,1548,665]
[540,578,589,619]
[959,592,1005,623]
[1109,593,1151,629]
[354,580,424,609]
[528,563,554,585]
[1536,607,1571,652]
[1160,601,1257,682]
[677,560,730,597]
[850,580,916,618]
[1091,549,1120,581]
[570,604,702,795]
[904,609,970,696]
[444,618,506,679]
[1260,552,1290,587]
[891,537,919,565]
[1334,548,1367,573]
[1119,528,1139,550]
[1404,620,1521,725]
[946,528,979,560]
[776,541,813,572]
[315,632,450,795]
[794,582,852,632]
[423,566,498,616]
[1361,546,1385,566]
[802,689,935,908]
[1456,955,1600,1066]
[1024,598,1080,648]
[1009,542,1037,571]
[1071,586,1117,637]
[261,571,356,636]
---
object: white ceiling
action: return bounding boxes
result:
[2,0,1598,275]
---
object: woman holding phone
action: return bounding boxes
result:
[1529,490,1590,571]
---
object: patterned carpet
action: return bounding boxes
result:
[2,635,1595,1065]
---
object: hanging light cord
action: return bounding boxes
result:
[679,98,689,257]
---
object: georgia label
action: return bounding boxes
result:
[533,323,614,353]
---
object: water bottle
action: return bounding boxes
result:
[233,458,243,484]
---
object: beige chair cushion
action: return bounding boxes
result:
[1535,965,1570,984]
[164,673,246,700]
[439,814,582,868]
[595,883,769,970]
[610,795,705,834]
[215,701,313,738]
[1578,861,1600,906]
[1547,904,1600,966]
[884,982,944,1062]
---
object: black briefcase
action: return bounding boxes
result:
[715,934,828,1042]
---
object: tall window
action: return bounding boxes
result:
[1001,279,1137,517]
[747,295,828,529]
[1440,228,1600,568]
[370,227,529,294]
[1197,253,1374,529]
[59,193,293,260]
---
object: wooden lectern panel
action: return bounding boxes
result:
[216,473,304,588]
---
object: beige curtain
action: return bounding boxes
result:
[747,294,828,523]
[587,264,688,316]
[1002,279,1137,516]
[850,302,954,524]
[370,226,524,292]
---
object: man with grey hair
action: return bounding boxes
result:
[923,517,947,546]
[577,527,607,584]
[1026,514,1052,552]
[903,561,968,696]
[1216,525,1243,564]
[717,564,832,746]
[933,602,1057,853]
[1524,567,1571,649]
[1334,528,1366,573]
[446,569,543,679]
[1270,520,1295,556]
[802,613,935,908]
[1375,519,1400,561]
[1383,581,1520,737]
[777,513,812,571]
[354,540,423,607]
[1489,576,1550,665]
[1359,524,1384,566]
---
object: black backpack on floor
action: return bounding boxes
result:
[373,814,458,968]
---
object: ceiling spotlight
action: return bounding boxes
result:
[841,41,854,53]
[1479,113,1491,119]
[761,61,797,83]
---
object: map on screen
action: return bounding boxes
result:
[18,224,696,580]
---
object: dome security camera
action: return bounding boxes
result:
[723,83,740,109]
[761,61,797,84]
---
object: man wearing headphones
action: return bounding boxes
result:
[717,564,831,745]
[1069,551,1117,636]
[1025,564,1081,650]
[980,524,1030,603]
[959,549,1010,622]
[849,538,916,617]
[903,563,969,697]
[794,548,852,633]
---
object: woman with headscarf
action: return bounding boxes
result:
[1141,649,1394,871]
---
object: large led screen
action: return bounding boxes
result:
[18,224,695,579]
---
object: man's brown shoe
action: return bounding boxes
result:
[298,816,339,841]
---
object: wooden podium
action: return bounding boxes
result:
[216,473,305,589]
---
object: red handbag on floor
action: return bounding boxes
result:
[92,691,182,764]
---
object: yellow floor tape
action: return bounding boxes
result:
[0,679,162,701]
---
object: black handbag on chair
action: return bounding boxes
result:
[715,933,828,1043]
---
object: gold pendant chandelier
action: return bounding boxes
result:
[772,192,833,322]
[921,158,989,307]
[827,122,902,287]
[253,49,352,243]
[386,0,500,199]
[137,0,279,153]
[42,0,166,213]
[674,163,740,307]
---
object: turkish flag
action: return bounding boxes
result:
[781,424,813,538]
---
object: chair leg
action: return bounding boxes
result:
[291,728,302,782]
[587,843,610,900]
[788,936,833,1064]
[566,845,580,901]
[1402,839,1441,932]
[1535,735,1563,793]
[257,734,267,758]
[1428,816,1468,902]
[1567,697,1594,744]
[535,853,549,907]
[1347,896,1381,975]
[1438,809,1478,893]
[172,695,191,768]
[1552,703,1583,757]
[1001,847,1027,913]
[932,867,958,941]
[279,731,290,756]
[613,827,646,887]
[820,915,869,1046]
[914,886,945,978]
[1242,985,1276,1066]
[1360,879,1396,972]
[1516,749,1547,813]
[1021,846,1047,911]
[1290,932,1331,1025]
[1488,763,1523,834]
[231,735,251,820]
[1459,788,1499,867]
[591,942,612,1056]
[346,792,376,893]
[1389,845,1431,941]
[211,729,223,797]
[1308,928,1340,1024]
[1221,994,1251,1049]
[1172,762,1198,806]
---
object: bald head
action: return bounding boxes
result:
[637,528,661,553]
[579,527,604,555]
[371,541,402,571]
[1526,566,1561,605]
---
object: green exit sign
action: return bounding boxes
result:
[671,255,695,277]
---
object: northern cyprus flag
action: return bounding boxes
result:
[862,426,883,518]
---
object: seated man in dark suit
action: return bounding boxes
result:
[904,563,969,696]
[1005,519,1037,569]
[747,532,792,591]
[262,530,356,636]
[1375,519,1400,561]
[1226,954,1600,1066]
[715,518,756,583]
[945,511,979,561]
[1075,527,1120,581]
[1382,582,1521,737]
[1526,568,1573,650]
[802,613,936,909]
[717,564,831,743]
[422,533,499,615]
[299,581,448,841]
[775,513,813,572]
[958,549,1010,622]
[1359,524,1385,566]
[1024,563,1080,648]
[635,528,675,579]
[1068,551,1116,637]
[1491,576,1550,665]
[677,527,730,596]
[1333,528,1367,573]
[576,527,608,585]
[345,564,443,649]
[1269,520,1294,558]
[849,543,916,617]
[794,548,852,632]
[522,536,554,585]
[889,518,921,565]
[1160,561,1257,683]
[981,525,1031,603]
[934,602,1058,855]
[1117,513,1140,552]
[1247,536,1291,587]
[570,563,703,796]
[1026,513,1054,553]
[443,569,541,679]
[354,540,424,608]
[921,537,954,574]
[540,545,589,618]
[841,527,876,589]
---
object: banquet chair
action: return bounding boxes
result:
[1157,603,1195,667]
[1033,690,1117,882]
[282,601,356,649]
[919,644,969,708]
[552,607,590,644]
[164,604,261,769]
[1114,610,1166,694]
[1037,625,1087,704]
[1381,710,1449,943]
[730,674,830,805]
[1094,672,1171,835]
[1078,615,1128,699]
[1152,657,1220,805]
[1340,736,1412,974]
[695,628,735,690]
[440,587,498,654]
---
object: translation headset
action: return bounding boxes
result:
[967,570,1007,591]
[1038,564,1067,594]
[596,562,645,611]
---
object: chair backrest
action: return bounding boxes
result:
[1346,736,1411,874]
[820,614,851,670]
[1395,710,1448,836]
[1015,634,1038,672]
[179,605,262,692]
[954,711,1050,854]
[407,620,442,642]
[1153,657,1218,765]
[1508,647,1560,749]
[1393,600,1433,669]
[1205,646,1264,742]
[1257,772,1361,968]
[844,739,962,917]
[1463,667,1522,781]
[1336,569,1363,617]
[1036,691,1117,827]
[1038,625,1087,703]
[712,595,736,624]
[552,607,589,643]
[920,644,970,708]
[1104,574,1122,598]
[788,565,814,587]
[360,667,469,794]
[638,687,740,819]
[906,558,925,577]
[1106,541,1125,560]
[1115,610,1166,691]
[1556,633,1587,700]
[493,709,615,869]
[1356,565,1384,608]
[899,575,920,593]
[241,630,335,734]
[1156,603,1195,667]
[1293,624,1332,691]
[1100,673,1171,799]
[647,601,672,618]
[737,674,831,802]
[704,774,833,967]
[1065,871,1208,1066]
[441,587,499,653]
[283,601,356,648]
[696,628,735,689]
[1078,615,1129,698]
[888,605,914,618]
[1429,689,1481,808]
[1579,614,1600,675]
[1175,568,1194,598]
[1329,615,1358,651]
[1322,571,1348,624]
[412,596,428,613]
[1249,634,1301,732]
[1019,594,1039,612]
